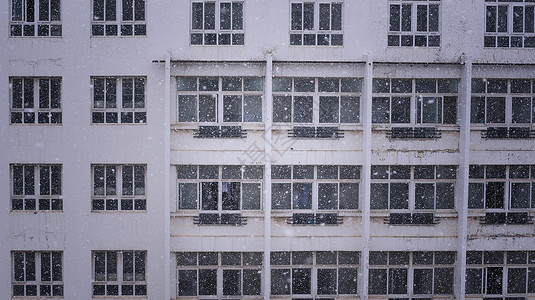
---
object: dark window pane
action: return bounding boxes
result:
[272,183,291,209]
[486,267,503,294]
[487,97,506,123]
[370,183,388,209]
[271,269,290,295]
[317,269,337,294]
[199,269,217,295]
[319,96,339,123]
[389,268,408,294]
[413,268,433,294]
[243,269,261,295]
[369,269,387,294]
[273,96,292,122]
[434,267,454,294]
[391,97,411,123]
[390,183,409,209]
[339,183,359,209]
[201,182,218,210]
[292,268,311,294]
[486,182,504,209]
[293,183,312,209]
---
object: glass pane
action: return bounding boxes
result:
[413,268,432,294]
[436,182,454,209]
[178,270,197,296]
[244,95,262,122]
[220,2,231,30]
[319,3,330,30]
[293,183,312,209]
[179,183,197,209]
[319,96,339,123]
[340,183,358,209]
[178,95,197,122]
[199,269,217,295]
[391,97,411,123]
[389,268,408,294]
[511,182,530,209]
[223,95,242,122]
[369,269,387,294]
[273,96,291,122]
[242,183,261,210]
[465,268,483,294]
[372,97,390,123]
[418,97,442,123]
[294,78,315,92]
[222,181,240,210]
[272,183,291,209]
[390,183,409,209]
[291,3,302,30]
[370,183,388,209]
[271,269,290,295]
[486,267,503,294]
[318,183,338,210]
[512,97,531,123]
[341,96,360,123]
[415,183,435,209]
[223,269,241,295]
[201,182,218,210]
[487,97,506,123]
[434,267,454,294]
[293,96,313,123]
[243,269,261,295]
[486,182,505,209]
[317,269,337,294]
[232,2,243,30]
[292,268,311,294]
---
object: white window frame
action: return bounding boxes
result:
[468,165,535,212]
[471,78,535,126]
[271,165,361,212]
[91,0,146,36]
[270,251,360,297]
[12,251,64,297]
[190,1,245,45]
[10,77,62,125]
[368,251,455,297]
[371,78,458,126]
[370,165,457,212]
[272,77,362,126]
[484,0,535,48]
[177,77,264,125]
[91,164,147,212]
[92,250,147,297]
[289,1,344,46]
[388,0,441,47]
[177,165,264,212]
[91,77,147,124]
[10,0,62,37]
[10,164,63,212]
[465,251,535,296]
[176,251,263,297]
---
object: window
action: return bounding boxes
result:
[92,251,147,296]
[12,251,63,297]
[372,78,457,125]
[91,0,146,36]
[177,165,263,211]
[485,0,535,48]
[92,165,146,211]
[369,251,455,296]
[469,165,535,211]
[471,79,535,125]
[466,251,535,296]
[370,165,456,211]
[11,164,62,211]
[10,0,61,36]
[10,77,62,124]
[272,77,361,124]
[271,165,360,211]
[271,251,359,296]
[177,77,263,123]
[388,0,440,47]
[191,1,244,45]
[91,77,146,124]
[177,252,262,296]
[290,1,343,46]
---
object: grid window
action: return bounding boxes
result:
[272,77,362,124]
[11,164,62,212]
[191,1,244,45]
[370,165,457,211]
[270,251,359,296]
[469,165,535,211]
[92,77,147,124]
[372,78,458,125]
[471,79,535,125]
[485,0,535,48]
[271,165,360,211]
[91,0,146,36]
[10,0,61,37]
[388,0,440,47]
[369,251,455,296]
[177,77,263,123]
[10,77,62,124]
[12,251,63,297]
[290,1,343,46]
[92,165,146,211]
[177,165,263,211]
[92,251,147,296]
[466,251,535,296]
[177,252,263,296]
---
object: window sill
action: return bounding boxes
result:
[172,123,264,131]
[371,211,457,218]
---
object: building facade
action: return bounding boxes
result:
[1,0,535,299]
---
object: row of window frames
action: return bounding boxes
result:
[369,182,455,210]
[468,181,535,210]
[485,5,535,34]
[91,0,147,36]
[10,0,61,36]
[92,250,147,296]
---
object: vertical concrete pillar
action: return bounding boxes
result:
[361,56,373,300]
[164,53,171,300]
[456,56,472,300]
[263,53,273,300]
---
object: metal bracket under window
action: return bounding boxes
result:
[387,127,441,139]
[481,127,535,139]
[193,126,247,138]
[287,213,343,225]
[385,213,438,225]
[193,213,247,226]
[480,212,533,225]
[288,126,344,139]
